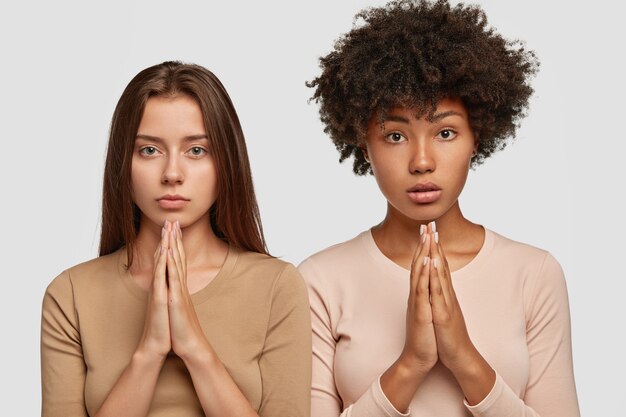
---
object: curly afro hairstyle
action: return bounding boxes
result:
[307,0,539,175]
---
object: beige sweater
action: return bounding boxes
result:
[298,228,580,417]
[41,246,312,417]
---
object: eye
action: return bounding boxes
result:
[187,146,208,157]
[139,146,158,156]
[436,129,457,141]
[384,132,407,143]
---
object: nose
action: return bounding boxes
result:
[408,139,435,174]
[161,155,184,184]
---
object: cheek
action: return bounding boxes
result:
[440,150,472,190]
[197,161,218,196]
[130,163,147,191]
[369,151,405,197]
[130,160,156,202]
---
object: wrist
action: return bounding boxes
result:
[446,349,496,406]
[398,351,436,376]
[177,340,217,368]
[445,344,482,377]
[132,347,167,369]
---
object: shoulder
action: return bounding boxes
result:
[43,250,123,311]
[488,229,550,262]
[298,231,369,277]
[233,249,306,292]
[486,228,566,290]
[45,250,122,295]
[487,228,563,271]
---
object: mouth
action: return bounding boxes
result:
[406,182,442,204]
[157,194,190,209]
[407,182,441,193]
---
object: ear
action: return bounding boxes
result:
[472,134,479,157]
[361,146,370,163]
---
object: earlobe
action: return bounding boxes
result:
[472,134,479,157]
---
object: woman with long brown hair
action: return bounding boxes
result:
[41,61,311,417]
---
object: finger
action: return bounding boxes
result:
[429,257,447,315]
[409,224,427,271]
[410,231,430,294]
[433,236,456,302]
[436,234,451,277]
[170,222,186,286]
[416,239,431,303]
[154,223,168,262]
[153,243,168,299]
[174,220,187,278]
[166,245,182,299]
[431,247,454,309]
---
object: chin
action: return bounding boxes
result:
[396,202,447,223]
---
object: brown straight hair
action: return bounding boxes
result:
[99,61,268,266]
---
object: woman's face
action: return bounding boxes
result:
[131,94,217,229]
[364,97,476,222]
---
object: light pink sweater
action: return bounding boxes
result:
[298,228,579,417]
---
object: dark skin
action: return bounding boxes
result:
[363,98,496,411]
[372,200,484,272]
[306,0,539,176]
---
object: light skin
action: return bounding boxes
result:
[95,94,259,417]
[363,98,496,412]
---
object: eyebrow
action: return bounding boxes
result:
[135,134,208,142]
[382,114,410,124]
[427,110,465,123]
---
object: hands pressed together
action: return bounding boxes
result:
[402,221,476,372]
[390,221,495,408]
[138,219,211,363]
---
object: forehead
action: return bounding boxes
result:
[138,94,205,136]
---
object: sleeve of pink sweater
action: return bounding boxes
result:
[301,258,408,417]
[465,253,579,416]
[300,239,579,417]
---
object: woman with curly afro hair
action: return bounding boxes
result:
[298,1,580,416]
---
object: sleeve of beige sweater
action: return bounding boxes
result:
[40,270,89,417]
[258,264,313,417]
[300,251,579,417]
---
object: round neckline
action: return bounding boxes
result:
[116,244,239,305]
[362,226,494,278]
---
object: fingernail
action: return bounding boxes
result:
[163,219,168,227]
[422,234,426,243]
[175,220,180,231]
[434,232,439,243]
[423,256,429,266]
[431,221,437,233]
[172,228,177,240]
[420,224,426,235]
[433,258,438,269]
[161,227,165,237]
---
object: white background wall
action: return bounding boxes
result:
[1,0,624,415]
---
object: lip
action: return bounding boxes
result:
[406,182,442,204]
[407,182,441,193]
[157,194,189,210]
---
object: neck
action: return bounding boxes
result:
[131,216,228,274]
[372,200,481,265]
